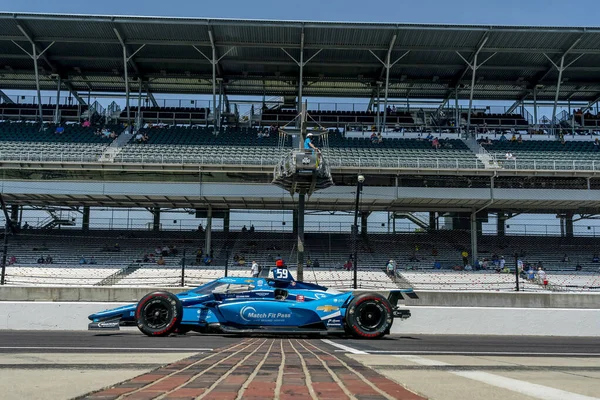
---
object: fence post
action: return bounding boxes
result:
[180,249,186,287]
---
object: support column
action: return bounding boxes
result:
[10,205,18,226]
[466,53,478,137]
[82,206,90,232]
[429,212,437,231]
[137,78,142,129]
[32,44,44,126]
[55,76,61,124]
[360,212,369,236]
[223,210,230,234]
[292,210,299,235]
[549,55,566,136]
[382,56,391,134]
[533,87,538,131]
[470,211,478,266]
[152,207,160,232]
[205,206,212,257]
[497,212,506,236]
[297,194,305,282]
[376,82,381,133]
[455,90,459,133]
[122,45,131,128]
[212,45,217,132]
[565,212,574,238]
[297,30,304,124]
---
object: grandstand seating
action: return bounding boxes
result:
[0,103,86,121]
[465,112,528,127]
[481,138,600,169]
[3,230,599,291]
[120,106,208,123]
[117,126,482,167]
[261,109,414,126]
[0,122,123,161]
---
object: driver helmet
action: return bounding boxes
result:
[307,133,314,137]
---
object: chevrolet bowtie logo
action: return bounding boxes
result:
[316,305,339,312]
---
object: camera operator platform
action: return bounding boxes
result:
[271,103,334,282]
[272,104,334,197]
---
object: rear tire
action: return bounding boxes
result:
[345,293,393,339]
[136,291,182,337]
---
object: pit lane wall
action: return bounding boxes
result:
[0,288,599,336]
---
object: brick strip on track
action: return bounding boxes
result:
[80,338,426,400]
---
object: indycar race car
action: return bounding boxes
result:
[88,268,417,339]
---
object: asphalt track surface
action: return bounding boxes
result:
[1,330,599,356]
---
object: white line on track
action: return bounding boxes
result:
[363,350,600,356]
[396,355,600,400]
[0,347,212,351]
[320,339,367,354]
[321,340,600,400]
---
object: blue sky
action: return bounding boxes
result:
[1,0,599,26]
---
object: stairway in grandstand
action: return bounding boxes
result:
[98,128,134,162]
[462,136,500,169]
[96,262,141,286]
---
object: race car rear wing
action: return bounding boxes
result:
[387,290,418,320]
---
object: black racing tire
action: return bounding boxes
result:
[135,291,183,337]
[345,292,393,339]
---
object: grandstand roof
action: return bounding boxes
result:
[1,13,600,102]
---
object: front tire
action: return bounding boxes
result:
[136,291,182,337]
[345,293,393,339]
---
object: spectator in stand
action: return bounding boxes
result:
[461,250,469,267]
[143,254,150,262]
[79,256,87,265]
[498,256,506,272]
[517,134,523,143]
[249,224,255,233]
[499,133,507,142]
[162,245,169,256]
[562,254,569,262]
[377,133,383,143]
[251,260,259,277]
[45,256,53,264]
[527,265,535,281]
[22,222,29,230]
[135,132,143,142]
[203,255,212,266]
[55,126,65,135]
[82,119,91,128]
[432,137,440,150]
[594,138,599,152]
[157,256,166,266]
[344,260,353,271]
[536,267,547,285]
[433,260,442,269]
[464,264,473,271]
[313,259,320,268]
[370,132,377,143]
[197,223,204,232]
[89,257,97,265]
[242,225,248,233]
[8,255,16,265]
[196,248,203,264]
[505,151,515,160]
[386,260,395,277]
[592,254,599,263]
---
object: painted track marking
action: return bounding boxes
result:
[320,339,367,354]
[396,355,600,400]
[235,339,276,400]
[308,340,400,400]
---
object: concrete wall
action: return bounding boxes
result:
[1,301,599,336]
[1,287,598,309]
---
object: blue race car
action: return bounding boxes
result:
[88,268,417,339]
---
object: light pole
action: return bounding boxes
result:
[353,174,365,289]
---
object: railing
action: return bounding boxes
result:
[3,151,600,172]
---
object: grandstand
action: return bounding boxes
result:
[1,13,600,293]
